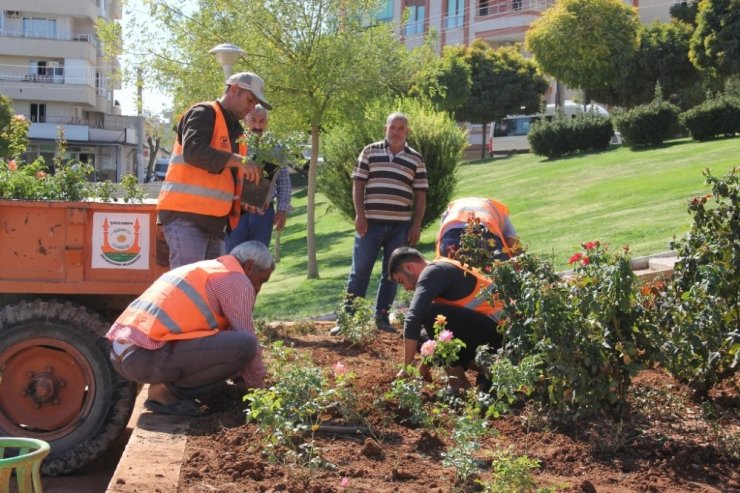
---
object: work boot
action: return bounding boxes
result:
[375,316,396,333]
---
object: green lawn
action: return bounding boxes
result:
[255,137,740,321]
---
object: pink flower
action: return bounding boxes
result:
[35,170,47,179]
[12,114,26,121]
[333,361,348,376]
[581,256,590,265]
[420,340,437,357]
[438,329,454,342]
[8,160,17,171]
[340,477,349,488]
[568,252,583,264]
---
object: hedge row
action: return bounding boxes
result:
[528,111,614,158]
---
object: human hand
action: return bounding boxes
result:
[407,224,421,245]
[242,160,262,184]
[274,211,287,231]
[355,214,368,237]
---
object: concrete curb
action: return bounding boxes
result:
[105,386,190,493]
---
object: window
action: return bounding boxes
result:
[446,0,464,28]
[30,103,46,123]
[23,17,56,38]
[376,0,394,22]
[404,1,425,36]
[479,0,489,16]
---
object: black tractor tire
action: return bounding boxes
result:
[0,299,137,476]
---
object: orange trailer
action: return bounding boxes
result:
[0,199,169,475]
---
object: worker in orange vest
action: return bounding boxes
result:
[106,241,274,417]
[388,247,504,393]
[157,72,271,268]
[435,197,520,260]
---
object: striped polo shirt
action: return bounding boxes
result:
[352,139,429,222]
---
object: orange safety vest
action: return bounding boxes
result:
[157,102,246,230]
[115,255,243,341]
[435,198,511,257]
[432,257,503,320]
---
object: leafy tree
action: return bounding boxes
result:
[453,40,548,159]
[591,21,704,109]
[0,93,15,159]
[105,0,410,279]
[670,0,700,24]
[690,0,740,77]
[525,0,640,104]
[408,38,472,114]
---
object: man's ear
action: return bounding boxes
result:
[401,262,415,276]
[242,259,255,274]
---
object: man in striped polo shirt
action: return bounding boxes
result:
[330,112,428,335]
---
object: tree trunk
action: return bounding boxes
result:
[145,136,160,183]
[480,121,488,160]
[306,123,320,279]
[273,229,281,262]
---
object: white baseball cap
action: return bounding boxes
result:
[226,72,272,110]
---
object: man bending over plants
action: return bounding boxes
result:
[388,247,503,392]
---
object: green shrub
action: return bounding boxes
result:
[680,95,740,141]
[488,244,649,416]
[613,100,681,146]
[528,110,614,158]
[319,97,466,228]
[642,167,739,394]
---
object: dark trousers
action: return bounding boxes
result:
[420,303,502,367]
[111,331,257,398]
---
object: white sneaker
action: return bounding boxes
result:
[329,324,343,336]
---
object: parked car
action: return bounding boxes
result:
[153,158,169,181]
[487,100,620,154]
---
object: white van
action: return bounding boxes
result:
[486,101,616,154]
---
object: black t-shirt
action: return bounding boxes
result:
[403,262,478,340]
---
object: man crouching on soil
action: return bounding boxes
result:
[388,246,503,393]
[106,241,274,417]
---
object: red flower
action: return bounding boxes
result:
[569,252,583,264]
[583,241,598,250]
[7,160,17,171]
[581,256,590,265]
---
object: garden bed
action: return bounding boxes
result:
[178,321,738,493]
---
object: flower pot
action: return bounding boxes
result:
[240,170,279,212]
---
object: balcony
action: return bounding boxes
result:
[2,0,107,21]
[0,76,97,106]
[0,30,98,60]
[443,13,465,31]
[477,0,554,18]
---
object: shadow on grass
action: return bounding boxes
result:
[626,138,692,153]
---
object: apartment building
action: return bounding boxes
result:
[382,0,677,147]
[0,0,141,181]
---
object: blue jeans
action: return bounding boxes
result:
[225,204,275,252]
[346,221,410,318]
[163,217,224,269]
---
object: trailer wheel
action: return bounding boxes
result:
[0,299,137,476]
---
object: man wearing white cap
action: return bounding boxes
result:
[157,72,273,268]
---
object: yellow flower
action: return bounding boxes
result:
[311,424,319,432]
[434,314,447,325]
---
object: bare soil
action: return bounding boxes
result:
[179,322,739,493]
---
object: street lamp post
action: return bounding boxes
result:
[208,43,246,81]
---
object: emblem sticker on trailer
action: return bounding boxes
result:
[91,212,150,269]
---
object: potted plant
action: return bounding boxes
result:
[240,131,303,211]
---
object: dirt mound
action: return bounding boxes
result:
[179,323,739,492]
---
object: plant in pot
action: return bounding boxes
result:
[240,131,304,211]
